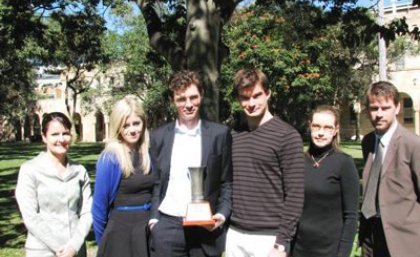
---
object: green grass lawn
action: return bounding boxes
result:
[0,141,363,256]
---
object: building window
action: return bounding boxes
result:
[403,98,413,123]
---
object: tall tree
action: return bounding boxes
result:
[0,0,44,123]
[42,8,108,138]
[92,12,173,128]
[0,0,106,140]
[103,0,419,122]
[104,0,241,121]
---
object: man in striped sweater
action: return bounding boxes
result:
[225,68,305,257]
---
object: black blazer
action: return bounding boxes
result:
[150,119,232,255]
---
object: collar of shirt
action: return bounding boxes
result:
[376,120,398,148]
[175,119,201,136]
[375,120,398,162]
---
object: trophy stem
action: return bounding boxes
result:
[188,166,205,202]
[184,166,215,228]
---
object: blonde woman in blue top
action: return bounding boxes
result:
[16,112,92,257]
[92,95,157,257]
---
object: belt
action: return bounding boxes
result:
[114,202,152,212]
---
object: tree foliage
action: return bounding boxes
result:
[103,0,419,125]
[221,2,378,132]
[90,10,173,128]
[0,0,44,119]
[44,6,108,137]
[2,0,419,132]
[103,0,242,121]
[0,0,107,129]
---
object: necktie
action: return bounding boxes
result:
[361,138,384,219]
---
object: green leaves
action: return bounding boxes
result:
[222,2,376,131]
[0,0,109,131]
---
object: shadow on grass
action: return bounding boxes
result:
[0,143,44,161]
[0,142,103,249]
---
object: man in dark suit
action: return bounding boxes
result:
[359,81,420,257]
[149,70,232,257]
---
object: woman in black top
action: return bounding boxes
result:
[292,105,359,257]
[93,95,157,257]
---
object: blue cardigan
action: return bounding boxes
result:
[92,152,122,244]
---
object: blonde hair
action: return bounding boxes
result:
[105,95,151,177]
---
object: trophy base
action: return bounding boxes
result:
[183,202,215,228]
[183,220,216,226]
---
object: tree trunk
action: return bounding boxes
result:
[355,111,361,141]
[64,77,79,142]
[353,99,362,141]
[136,0,237,122]
[186,0,221,121]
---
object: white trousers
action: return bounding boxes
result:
[225,227,276,257]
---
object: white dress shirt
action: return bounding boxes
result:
[375,120,398,163]
[159,120,202,217]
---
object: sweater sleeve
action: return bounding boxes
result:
[337,156,359,257]
[276,131,305,248]
[15,162,62,252]
[68,167,93,252]
[92,152,121,244]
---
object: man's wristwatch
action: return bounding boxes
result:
[274,244,286,252]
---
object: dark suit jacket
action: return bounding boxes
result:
[360,124,420,257]
[150,119,232,256]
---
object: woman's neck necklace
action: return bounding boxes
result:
[310,148,334,168]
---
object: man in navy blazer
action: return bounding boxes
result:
[149,70,232,257]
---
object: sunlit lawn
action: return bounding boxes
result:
[0,141,362,256]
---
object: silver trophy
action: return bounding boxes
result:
[183,167,215,227]
[189,167,205,202]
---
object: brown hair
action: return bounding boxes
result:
[233,68,269,96]
[42,112,72,136]
[365,81,399,106]
[168,70,203,98]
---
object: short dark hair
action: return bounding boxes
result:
[41,112,72,135]
[233,68,269,96]
[168,70,203,98]
[365,81,399,106]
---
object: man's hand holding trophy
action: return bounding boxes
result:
[183,167,217,230]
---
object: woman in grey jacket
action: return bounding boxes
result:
[16,112,92,257]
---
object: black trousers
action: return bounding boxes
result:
[149,213,220,257]
[361,217,391,257]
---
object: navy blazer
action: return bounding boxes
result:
[150,119,232,256]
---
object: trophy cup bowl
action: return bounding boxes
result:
[190,166,204,202]
[183,167,215,227]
